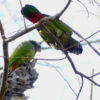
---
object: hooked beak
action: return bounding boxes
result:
[37,49,41,52]
[37,46,41,52]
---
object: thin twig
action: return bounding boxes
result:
[65,53,100,87]
[36,56,66,61]
[0,55,66,61]
[41,47,51,50]
[80,29,100,43]
[43,62,77,97]
[56,0,72,19]
[5,24,33,36]
[79,10,100,19]
[82,39,100,45]
[77,0,89,17]
[19,0,27,29]
[90,69,94,100]
[0,21,9,100]
[6,24,43,43]
[94,0,100,6]
[56,69,77,96]
[89,72,100,78]
[76,76,83,100]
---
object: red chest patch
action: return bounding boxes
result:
[12,62,16,71]
[29,13,44,24]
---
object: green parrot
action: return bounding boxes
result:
[9,40,41,72]
[21,5,83,55]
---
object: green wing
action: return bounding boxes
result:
[38,17,72,49]
[9,41,35,70]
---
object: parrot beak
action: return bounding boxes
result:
[74,46,83,55]
[37,49,41,52]
[37,45,41,52]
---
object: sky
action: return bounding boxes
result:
[0,0,100,100]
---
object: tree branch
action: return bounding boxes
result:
[82,39,100,45]
[6,24,42,43]
[89,72,100,78]
[19,0,27,29]
[65,53,100,87]
[80,29,100,43]
[44,62,77,97]
[76,76,83,100]
[56,0,72,19]
[90,69,94,100]
[77,0,89,17]
[0,21,9,100]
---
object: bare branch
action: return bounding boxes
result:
[82,39,100,45]
[76,76,83,100]
[36,56,66,61]
[89,72,100,78]
[90,69,94,100]
[19,0,27,28]
[0,22,5,39]
[0,21,9,100]
[80,29,100,42]
[43,62,77,97]
[56,69,77,97]
[0,55,66,62]
[56,0,72,19]
[77,0,89,17]
[41,47,51,50]
[94,0,100,6]
[6,24,42,43]
[65,53,100,87]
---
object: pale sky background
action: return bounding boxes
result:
[0,0,100,100]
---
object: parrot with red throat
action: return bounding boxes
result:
[21,5,83,55]
[9,40,41,72]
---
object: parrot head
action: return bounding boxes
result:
[21,5,44,24]
[68,43,83,55]
[29,40,41,52]
[64,38,83,55]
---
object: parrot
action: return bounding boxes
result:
[21,5,83,55]
[9,40,41,72]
